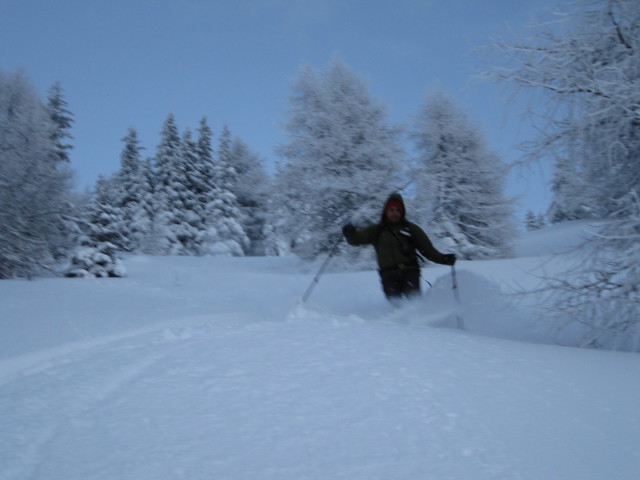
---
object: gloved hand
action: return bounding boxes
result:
[342,223,356,237]
[442,253,456,266]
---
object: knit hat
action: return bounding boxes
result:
[385,199,404,213]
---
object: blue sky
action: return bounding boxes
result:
[2,0,559,221]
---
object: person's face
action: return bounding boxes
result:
[385,205,403,224]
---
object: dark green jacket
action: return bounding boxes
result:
[343,193,449,271]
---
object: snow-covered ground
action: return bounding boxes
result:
[1,222,639,480]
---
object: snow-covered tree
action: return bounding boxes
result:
[66,241,126,278]
[547,154,588,224]
[109,128,150,251]
[200,125,249,256]
[271,58,407,258]
[192,118,215,227]
[485,0,640,350]
[67,175,126,278]
[177,127,205,255]
[412,90,515,259]
[228,136,270,255]
[46,81,74,165]
[525,210,546,231]
[85,176,124,247]
[0,71,74,278]
[137,156,163,254]
[44,81,77,259]
[153,114,193,254]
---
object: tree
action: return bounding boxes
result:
[192,117,215,243]
[200,124,249,256]
[84,175,124,247]
[486,0,639,220]
[485,0,640,350]
[153,114,191,254]
[525,210,546,231]
[0,70,74,278]
[228,136,270,255]
[67,176,126,278]
[137,156,162,254]
[110,128,149,251]
[44,81,76,259]
[412,91,516,259]
[272,58,407,258]
[547,154,588,223]
[46,81,74,165]
[177,127,205,254]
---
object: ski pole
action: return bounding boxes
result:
[301,235,343,303]
[451,265,465,330]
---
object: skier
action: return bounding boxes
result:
[342,192,456,302]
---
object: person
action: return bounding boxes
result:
[342,192,456,302]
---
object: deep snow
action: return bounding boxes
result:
[1,222,639,480]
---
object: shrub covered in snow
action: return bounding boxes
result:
[66,242,127,278]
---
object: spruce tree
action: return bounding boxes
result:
[46,81,74,165]
[413,91,515,259]
[44,81,76,259]
[229,136,270,255]
[138,157,162,254]
[85,176,124,247]
[67,176,126,278]
[177,128,203,255]
[153,114,185,254]
[112,128,149,251]
[201,124,249,256]
[0,71,74,278]
[273,58,406,258]
[548,155,588,223]
[485,0,640,350]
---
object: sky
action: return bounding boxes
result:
[1,0,561,221]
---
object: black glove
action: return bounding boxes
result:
[442,254,456,266]
[342,223,356,237]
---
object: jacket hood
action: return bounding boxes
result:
[381,192,406,223]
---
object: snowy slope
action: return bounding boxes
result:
[1,223,639,480]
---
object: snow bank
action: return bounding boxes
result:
[1,223,639,479]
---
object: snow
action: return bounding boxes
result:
[1,222,639,480]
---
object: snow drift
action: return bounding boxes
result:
[1,222,639,480]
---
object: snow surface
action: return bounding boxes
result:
[1,222,639,480]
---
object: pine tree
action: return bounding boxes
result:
[177,128,204,255]
[111,128,149,251]
[138,157,162,254]
[85,176,124,247]
[548,155,589,223]
[44,81,76,259]
[272,58,406,258]
[0,71,74,278]
[46,81,74,164]
[485,0,640,350]
[153,114,186,254]
[192,117,217,254]
[525,211,537,231]
[229,136,270,255]
[525,210,546,231]
[194,118,215,219]
[67,176,126,278]
[413,91,515,259]
[200,124,249,256]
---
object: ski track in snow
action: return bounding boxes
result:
[1,230,640,480]
[2,311,533,480]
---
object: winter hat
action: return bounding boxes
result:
[385,199,404,212]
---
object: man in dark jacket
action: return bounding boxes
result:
[342,192,456,301]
